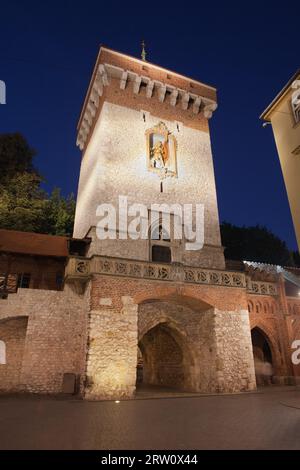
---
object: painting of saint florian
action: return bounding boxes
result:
[145,122,177,178]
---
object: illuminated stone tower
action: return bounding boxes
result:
[74,47,224,269]
[70,47,257,400]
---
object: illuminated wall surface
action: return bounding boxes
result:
[73,48,225,269]
[262,73,300,251]
[1,50,299,401]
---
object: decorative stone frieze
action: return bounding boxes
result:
[65,256,278,295]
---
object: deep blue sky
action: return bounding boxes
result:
[0,1,298,249]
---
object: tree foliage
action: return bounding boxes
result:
[0,133,75,236]
[220,222,297,266]
[0,133,38,184]
[44,188,76,236]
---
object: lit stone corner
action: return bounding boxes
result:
[64,257,91,294]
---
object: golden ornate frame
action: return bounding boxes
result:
[145,121,178,178]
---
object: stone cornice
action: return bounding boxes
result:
[76,61,218,151]
[65,255,278,296]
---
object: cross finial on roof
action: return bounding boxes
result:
[141,40,147,61]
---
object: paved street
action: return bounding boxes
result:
[0,387,300,450]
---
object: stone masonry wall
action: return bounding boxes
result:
[214,309,256,392]
[84,295,138,400]
[0,317,28,392]
[0,285,89,394]
[86,274,255,398]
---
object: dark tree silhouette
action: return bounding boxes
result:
[220,222,296,266]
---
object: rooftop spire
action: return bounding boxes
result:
[141,40,147,61]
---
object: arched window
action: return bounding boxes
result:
[150,223,170,242]
[149,215,172,263]
[0,340,6,365]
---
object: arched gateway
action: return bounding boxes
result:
[0,47,298,400]
[251,327,274,386]
[138,322,193,391]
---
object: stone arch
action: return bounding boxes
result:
[138,320,196,391]
[251,324,279,385]
[248,300,254,313]
[139,312,193,347]
[0,316,28,392]
[135,288,214,313]
[137,295,215,393]
[0,312,29,323]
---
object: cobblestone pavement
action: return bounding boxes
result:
[0,387,300,450]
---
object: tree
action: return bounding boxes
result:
[0,172,46,232]
[220,222,295,266]
[0,133,39,184]
[292,251,300,267]
[43,188,76,236]
[0,133,75,236]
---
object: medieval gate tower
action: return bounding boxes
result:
[72,47,257,399]
[0,47,297,398]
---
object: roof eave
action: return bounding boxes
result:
[260,68,300,121]
[77,45,218,131]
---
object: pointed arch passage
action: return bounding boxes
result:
[138,322,194,391]
[251,327,274,386]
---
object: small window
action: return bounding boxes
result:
[0,340,6,365]
[56,272,64,290]
[152,245,171,263]
[18,273,31,289]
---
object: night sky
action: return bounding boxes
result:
[0,1,298,249]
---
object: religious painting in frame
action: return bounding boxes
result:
[145,122,177,178]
